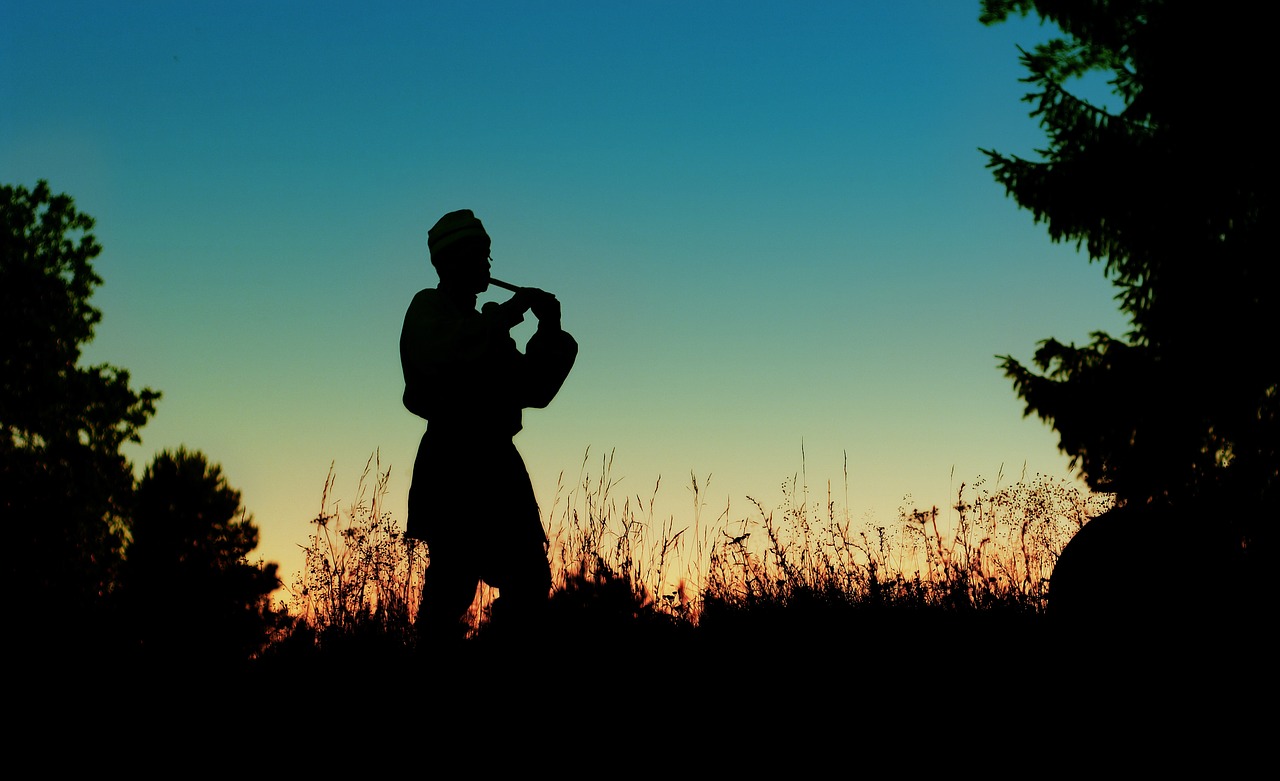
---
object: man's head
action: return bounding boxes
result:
[429,209,491,292]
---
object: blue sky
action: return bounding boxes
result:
[3,2,1127,595]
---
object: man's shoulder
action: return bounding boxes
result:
[409,287,441,305]
[403,287,479,337]
[405,287,446,317]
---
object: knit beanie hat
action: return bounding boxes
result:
[428,209,488,258]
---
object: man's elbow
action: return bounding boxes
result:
[403,389,432,419]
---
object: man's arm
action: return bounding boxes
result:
[521,289,578,408]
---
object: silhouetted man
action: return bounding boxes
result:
[401,209,577,647]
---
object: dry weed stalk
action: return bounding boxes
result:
[287,451,426,642]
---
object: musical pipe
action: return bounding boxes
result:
[488,277,524,293]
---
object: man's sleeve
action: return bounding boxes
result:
[521,325,578,409]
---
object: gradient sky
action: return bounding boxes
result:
[3,2,1128,598]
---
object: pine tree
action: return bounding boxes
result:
[982,2,1275,522]
[119,448,282,668]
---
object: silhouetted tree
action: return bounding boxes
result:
[1,180,160,642]
[981,3,1274,538]
[117,447,282,667]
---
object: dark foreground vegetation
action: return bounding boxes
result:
[252,454,1267,707]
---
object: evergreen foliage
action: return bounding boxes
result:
[981,2,1275,524]
[117,448,282,666]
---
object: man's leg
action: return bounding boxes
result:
[417,553,480,648]
[408,433,481,648]
[483,441,552,640]
[486,539,552,640]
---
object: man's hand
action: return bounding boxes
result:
[509,287,560,327]
[528,289,561,328]
[481,299,525,330]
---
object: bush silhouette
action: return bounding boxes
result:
[115,448,282,669]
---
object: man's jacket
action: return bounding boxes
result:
[400,287,577,439]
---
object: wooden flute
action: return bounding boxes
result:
[488,277,524,293]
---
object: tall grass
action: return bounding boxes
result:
[279,451,426,652]
[273,448,1112,656]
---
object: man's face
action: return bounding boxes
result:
[435,237,492,294]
